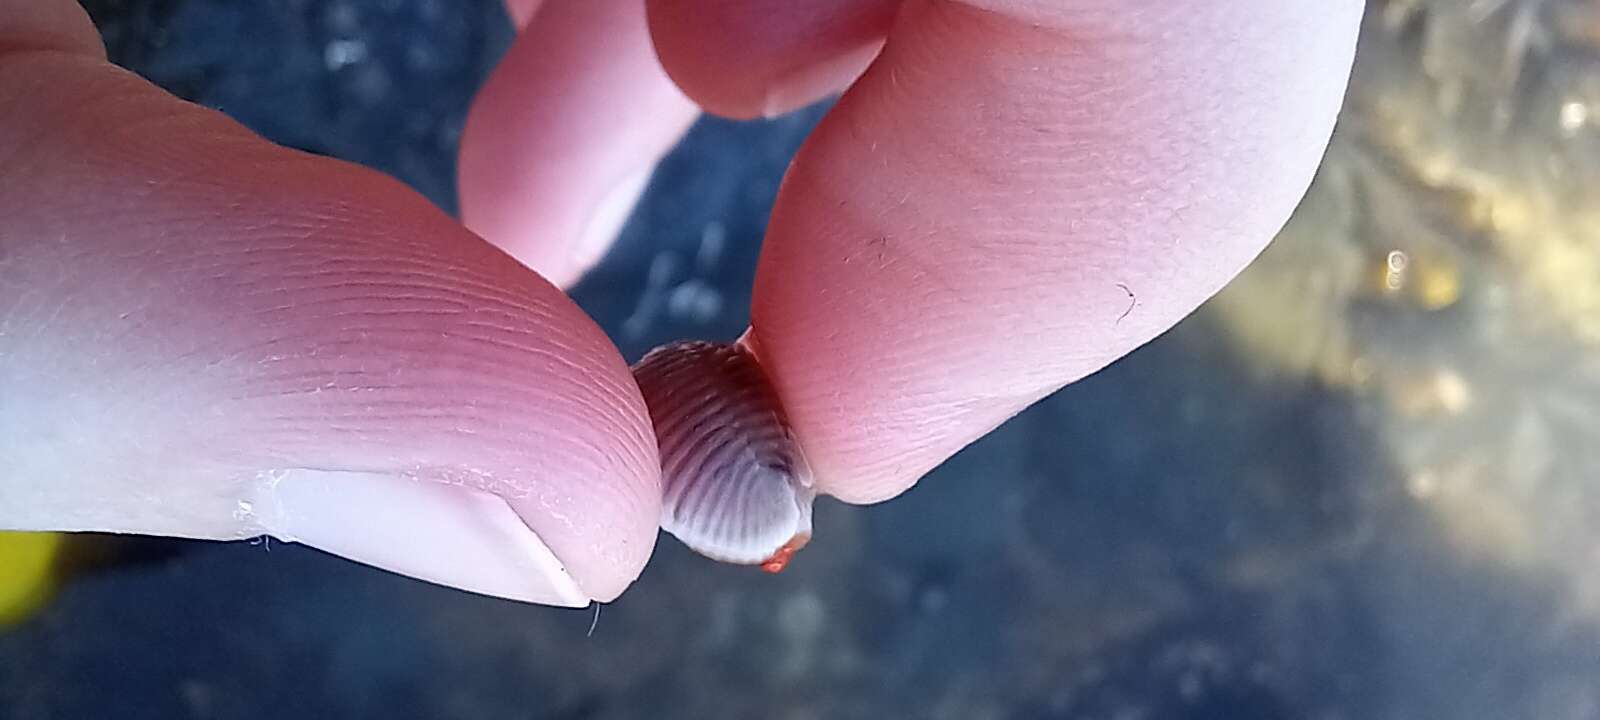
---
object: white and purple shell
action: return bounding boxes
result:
[631,340,815,572]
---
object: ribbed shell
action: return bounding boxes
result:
[632,341,814,567]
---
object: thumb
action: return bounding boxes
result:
[0,4,660,606]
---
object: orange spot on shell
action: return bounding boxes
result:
[759,534,811,573]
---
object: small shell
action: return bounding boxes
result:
[631,340,815,572]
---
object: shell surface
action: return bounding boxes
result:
[631,341,815,571]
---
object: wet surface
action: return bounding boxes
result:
[4,1,1600,718]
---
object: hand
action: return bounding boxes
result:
[0,0,1363,607]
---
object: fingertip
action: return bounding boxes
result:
[0,0,105,59]
[746,0,1364,503]
[1,46,665,604]
[645,0,896,119]
[759,39,884,119]
[459,0,697,287]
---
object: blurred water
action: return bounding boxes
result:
[3,1,1599,718]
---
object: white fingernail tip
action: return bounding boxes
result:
[632,341,816,572]
[254,468,588,607]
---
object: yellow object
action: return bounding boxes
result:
[0,531,63,626]
[1412,260,1462,311]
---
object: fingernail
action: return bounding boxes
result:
[570,167,655,283]
[250,469,588,607]
[762,41,885,119]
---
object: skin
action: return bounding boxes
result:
[0,0,1363,606]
